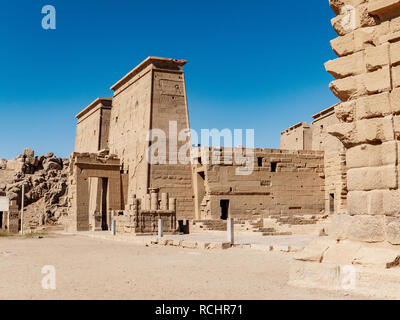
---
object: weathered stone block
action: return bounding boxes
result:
[330,33,355,57]
[329,117,394,147]
[347,190,384,215]
[354,26,375,51]
[392,65,400,88]
[329,76,359,101]
[335,101,355,122]
[365,43,389,71]
[347,165,397,191]
[325,52,365,79]
[347,214,385,242]
[331,15,352,36]
[368,0,400,16]
[393,115,400,138]
[346,141,397,168]
[329,0,367,15]
[294,239,334,262]
[353,246,400,268]
[391,87,400,114]
[355,116,394,144]
[322,240,361,264]
[390,41,400,65]
[382,190,400,216]
[356,92,391,119]
[362,67,391,94]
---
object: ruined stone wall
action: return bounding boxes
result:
[326,0,400,243]
[280,122,312,150]
[113,190,177,234]
[193,148,324,220]
[312,107,347,214]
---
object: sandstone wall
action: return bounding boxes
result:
[108,57,194,220]
[312,107,347,214]
[280,122,312,150]
[66,152,122,232]
[148,69,194,220]
[108,64,153,200]
[280,106,347,215]
[326,0,400,243]
[75,99,112,153]
[193,148,325,220]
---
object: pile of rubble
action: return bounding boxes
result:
[0,148,69,229]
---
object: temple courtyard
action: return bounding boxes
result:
[0,233,368,300]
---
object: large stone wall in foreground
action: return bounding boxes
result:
[326,0,400,243]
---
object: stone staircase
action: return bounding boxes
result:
[191,215,324,236]
[192,220,227,231]
[275,215,319,226]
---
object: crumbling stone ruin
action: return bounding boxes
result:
[289,0,400,298]
[0,148,68,232]
[113,189,177,234]
[325,0,400,244]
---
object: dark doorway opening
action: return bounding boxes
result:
[196,172,206,219]
[329,193,335,214]
[0,211,3,229]
[271,162,277,172]
[101,178,109,231]
[220,200,230,220]
[257,157,263,167]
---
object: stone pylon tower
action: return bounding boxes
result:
[108,57,194,220]
[325,0,400,244]
[70,57,195,230]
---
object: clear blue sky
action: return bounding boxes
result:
[0,0,339,160]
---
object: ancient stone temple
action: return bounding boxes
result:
[67,56,335,233]
[67,57,194,231]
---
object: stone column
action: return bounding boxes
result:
[145,194,151,211]
[160,193,168,211]
[169,198,176,212]
[326,0,400,244]
[149,188,158,211]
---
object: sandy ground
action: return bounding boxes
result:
[0,234,368,300]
